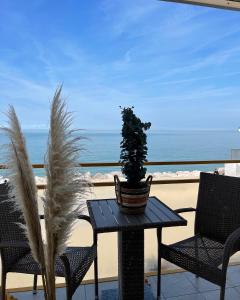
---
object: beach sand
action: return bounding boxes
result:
[2,181,240,290]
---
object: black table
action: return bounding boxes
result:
[87,196,187,300]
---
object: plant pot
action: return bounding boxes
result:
[114,175,153,214]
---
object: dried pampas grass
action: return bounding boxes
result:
[44,86,90,299]
[1,86,90,300]
[2,106,45,265]
[2,107,48,298]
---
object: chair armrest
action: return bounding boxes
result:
[157,207,196,239]
[77,214,97,245]
[222,227,240,272]
[0,240,29,248]
[77,214,92,225]
[39,214,96,246]
[174,207,196,214]
[40,214,92,225]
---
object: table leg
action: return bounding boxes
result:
[118,230,144,300]
[157,228,162,300]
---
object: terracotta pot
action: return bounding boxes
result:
[114,175,152,214]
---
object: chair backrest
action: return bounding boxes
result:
[195,172,240,243]
[0,181,29,271]
[0,181,27,243]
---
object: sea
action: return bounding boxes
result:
[1,129,240,179]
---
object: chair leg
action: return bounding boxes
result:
[157,228,162,300]
[94,256,99,299]
[157,253,161,300]
[93,233,99,300]
[65,279,72,300]
[1,271,6,300]
[33,274,37,294]
[220,285,225,300]
[66,289,72,300]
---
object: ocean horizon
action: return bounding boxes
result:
[1,129,240,178]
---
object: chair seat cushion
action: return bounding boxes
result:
[9,245,96,279]
[161,235,225,286]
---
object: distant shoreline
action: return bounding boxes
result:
[1,169,222,185]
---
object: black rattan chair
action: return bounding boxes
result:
[157,172,240,300]
[0,181,99,300]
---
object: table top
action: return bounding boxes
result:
[87,196,187,233]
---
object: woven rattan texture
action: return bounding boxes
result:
[159,172,240,300]
[0,181,97,300]
[161,234,224,285]
[195,172,240,243]
[0,182,30,270]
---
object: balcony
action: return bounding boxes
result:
[2,160,240,299]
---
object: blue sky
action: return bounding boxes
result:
[1,0,240,130]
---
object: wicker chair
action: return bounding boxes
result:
[157,172,240,300]
[0,181,99,300]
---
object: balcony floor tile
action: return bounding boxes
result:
[11,265,240,300]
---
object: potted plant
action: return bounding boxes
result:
[114,106,152,214]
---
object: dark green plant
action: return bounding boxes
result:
[120,106,151,187]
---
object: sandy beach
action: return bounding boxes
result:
[2,180,240,290]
